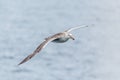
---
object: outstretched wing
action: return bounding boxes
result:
[18,33,64,65]
[65,25,88,32]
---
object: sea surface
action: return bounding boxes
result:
[0,0,120,80]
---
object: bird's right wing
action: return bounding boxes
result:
[65,25,88,32]
[18,33,64,65]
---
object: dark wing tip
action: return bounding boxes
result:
[18,54,34,65]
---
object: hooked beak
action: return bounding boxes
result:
[69,35,75,40]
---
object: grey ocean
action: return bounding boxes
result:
[0,0,120,80]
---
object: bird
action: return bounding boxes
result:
[18,25,88,65]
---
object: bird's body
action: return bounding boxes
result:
[18,25,88,65]
[51,32,72,43]
[52,37,69,43]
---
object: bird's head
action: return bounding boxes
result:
[68,33,75,40]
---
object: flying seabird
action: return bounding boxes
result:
[18,25,88,65]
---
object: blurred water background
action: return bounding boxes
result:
[0,0,120,80]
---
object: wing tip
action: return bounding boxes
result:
[18,59,26,65]
[18,62,22,65]
[18,55,32,65]
[18,60,25,65]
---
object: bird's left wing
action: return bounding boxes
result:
[18,33,64,65]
